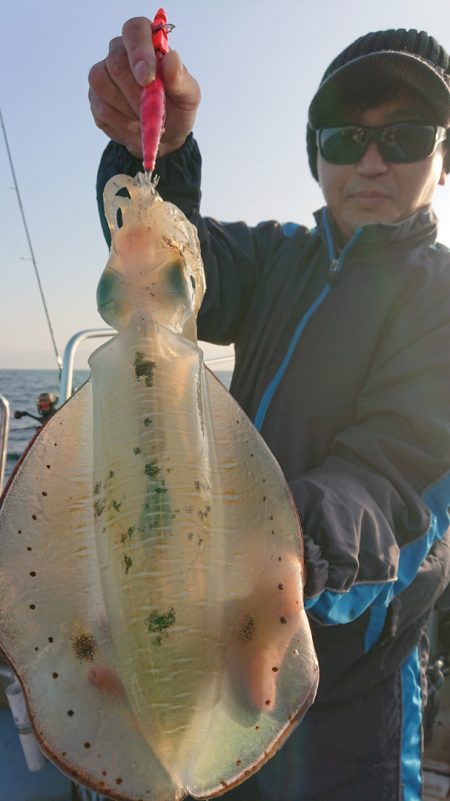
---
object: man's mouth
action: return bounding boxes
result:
[351,190,390,201]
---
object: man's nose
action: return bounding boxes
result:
[357,141,389,176]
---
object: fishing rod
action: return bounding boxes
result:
[0,108,62,375]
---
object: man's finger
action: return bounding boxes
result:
[161,51,201,108]
[89,89,142,157]
[88,90,139,134]
[89,58,137,120]
[122,17,157,86]
[104,37,143,117]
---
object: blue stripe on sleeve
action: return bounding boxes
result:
[281,222,300,238]
[389,472,450,602]
[401,647,422,801]
[305,472,450,632]
[423,472,450,538]
[305,581,394,624]
[364,604,390,651]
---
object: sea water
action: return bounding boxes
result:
[0,369,89,484]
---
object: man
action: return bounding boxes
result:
[89,23,450,801]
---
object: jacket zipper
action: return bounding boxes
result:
[253,210,361,432]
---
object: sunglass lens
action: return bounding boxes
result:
[382,124,437,162]
[319,127,366,164]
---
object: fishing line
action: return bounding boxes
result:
[0,108,62,375]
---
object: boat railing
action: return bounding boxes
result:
[59,328,114,404]
[0,395,10,494]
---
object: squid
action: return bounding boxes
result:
[0,172,318,800]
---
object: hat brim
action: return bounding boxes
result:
[308,51,450,128]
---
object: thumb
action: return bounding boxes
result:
[122,17,157,86]
[161,50,201,107]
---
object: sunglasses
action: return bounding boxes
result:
[316,122,447,165]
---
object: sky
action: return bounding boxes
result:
[0,0,449,370]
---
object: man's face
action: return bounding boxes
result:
[316,98,447,241]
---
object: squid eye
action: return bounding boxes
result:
[167,261,186,296]
[190,275,196,290]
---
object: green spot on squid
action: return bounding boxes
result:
[134,351,156,388]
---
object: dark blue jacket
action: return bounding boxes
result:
[97,135,450,801]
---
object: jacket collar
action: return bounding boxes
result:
[314,205,439,265]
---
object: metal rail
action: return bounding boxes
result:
[0,395,10,494]
[59,328,114,404]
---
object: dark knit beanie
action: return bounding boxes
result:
[307,29,450,180]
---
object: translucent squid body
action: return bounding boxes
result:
[0,173,318,800]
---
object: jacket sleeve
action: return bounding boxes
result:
[293,268,450,634]
[96,136,283,345]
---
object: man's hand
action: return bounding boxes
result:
[88,17,201,160]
